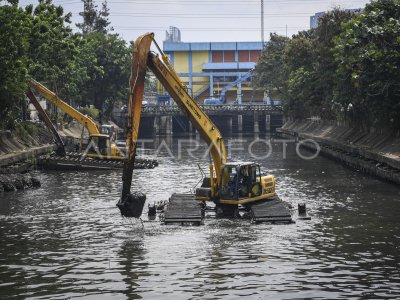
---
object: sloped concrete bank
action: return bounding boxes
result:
[0,129,55,193]
[277,120,400,185]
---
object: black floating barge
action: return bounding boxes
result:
[248,196,293,224]
[163,193,204,225]
[162,193,293,225]
[38,152,158,171]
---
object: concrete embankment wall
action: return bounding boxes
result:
[0,130,55,168]
[277,120,400,185]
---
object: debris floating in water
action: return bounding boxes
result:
[117,191,146,218]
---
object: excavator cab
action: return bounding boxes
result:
[100,125,116,142]
[86,134,111,158]
[219,162,269,203]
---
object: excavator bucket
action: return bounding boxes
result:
[116,191,146,218]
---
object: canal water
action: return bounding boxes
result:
[1,136,399,299]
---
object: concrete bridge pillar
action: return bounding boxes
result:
[254,113,260,134]
[159,116,167,135]
[237,115,243,133]
[153,116,160,135]
[188,121,194,135]
[209,75,214,97]
[228,116,233,135]
[266,114,271,132]
[195,127,200,140]
[166,116,172,135]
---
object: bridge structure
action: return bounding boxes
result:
[113,104,284,136]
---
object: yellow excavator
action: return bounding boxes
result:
[118,33,277,217]
[28,79,124,160]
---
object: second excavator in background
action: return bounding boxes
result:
[28,79,125,161]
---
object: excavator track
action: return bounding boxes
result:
[163,193,204,225]
[38,152,158,171]
[248,196,293,224]
[161,194,292,225]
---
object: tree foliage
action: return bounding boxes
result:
[254,1,399,131]
[334,0,400,129]
[253,34,289,99]
[79,32,131,115]
[27,0,77,94]
[0,2,32,128]
[0,0,130,128]
[76,0,112,35]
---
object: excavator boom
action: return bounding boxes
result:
[119,32,227,216]
[28,79,101,136]
[121,32,227,205]
[148,53,227,178]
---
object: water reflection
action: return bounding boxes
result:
[118,239,147,300]
[0,135,400,298]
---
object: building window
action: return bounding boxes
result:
[212,51,223,63]
[238,50,250,62]
[249,50,260,62]
[212,50,236,63]
[224,50,235,62]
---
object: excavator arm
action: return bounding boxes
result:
[148,53,227,178]
[28,79,101,136]
[120,32,227,213]
[26,89,66,156]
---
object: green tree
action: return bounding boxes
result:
[253,33,289,99]
[76,0,112,35]
[79,32,131,117]
[59,36,104,107]
[334,0,400,130]
[27,0,77,96]
[284,31,315,118]
[0,1,32,128]
[313,9,358,120]
[254,9,359,121]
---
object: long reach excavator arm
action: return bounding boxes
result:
[120,33,226,206]
[28,79,101,136]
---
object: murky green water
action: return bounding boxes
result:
[1,135,400,299]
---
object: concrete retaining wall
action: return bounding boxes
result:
[0,144,56,167]
[277,120,400,185]
[0,130,56,168]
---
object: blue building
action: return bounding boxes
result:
[160,27,265,104]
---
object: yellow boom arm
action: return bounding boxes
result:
[28,79,101,136]
[148,53,227,179]
[121,32,227,200]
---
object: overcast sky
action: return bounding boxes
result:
[17,0,371,43]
